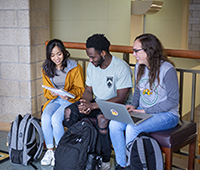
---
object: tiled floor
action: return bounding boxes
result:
[0,106,200,170]
[0,130,116,170]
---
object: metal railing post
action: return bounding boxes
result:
[179,71,184,120]
[123,53,130,64]
[191,73,196,122]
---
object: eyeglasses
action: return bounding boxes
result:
[133,48,143,53]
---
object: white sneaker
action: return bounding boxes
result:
[101,162,111,170]
[41,150,54,166]
[51,156,55,166]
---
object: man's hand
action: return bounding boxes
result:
[78,99,95,115]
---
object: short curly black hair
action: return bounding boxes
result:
[86,34,110,53]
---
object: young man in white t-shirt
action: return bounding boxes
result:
[63,34,133,170]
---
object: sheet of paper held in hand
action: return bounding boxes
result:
[42,85,75,99]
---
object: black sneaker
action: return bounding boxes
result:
[115,164,125,170]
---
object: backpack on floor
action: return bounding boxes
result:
[8,113,44,166]
[54,118,101,170]
[126,133,164,170]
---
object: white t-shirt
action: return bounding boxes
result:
[86,55,133,101]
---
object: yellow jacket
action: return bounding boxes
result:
[42,60,85,111]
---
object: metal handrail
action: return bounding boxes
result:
[176,68,200,122]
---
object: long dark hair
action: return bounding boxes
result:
[135,33,174,90]
[42,39,70,78]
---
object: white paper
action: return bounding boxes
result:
[42,85,75,99]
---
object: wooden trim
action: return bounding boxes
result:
[45,41,200,60]
[164,49,200,59]
[0,122,11,131]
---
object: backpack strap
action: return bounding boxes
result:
[139,136,164,170]
[148,137,164,170]
[9,114,23,150]
[126,140,133,166]
[18,114,32,151]
[16,113,32,165]
[30,117,44,160]
[137,137,148,170]
[8,114,23,161]
[30,162,38,170]
[22,114,43,165]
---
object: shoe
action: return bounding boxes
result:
[101,162,111,170]
[41,150,54,165]
[51,156,55,166]
[115,164,126,170]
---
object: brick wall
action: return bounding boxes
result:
[0,0,49,123]
[189,0,200,50]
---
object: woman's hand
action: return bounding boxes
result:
[133,109,145,113]
[126,105,145,114]
[51,91,58,96]
[51,91,69,100]
[126,105,135,112]
[59,95,69,100]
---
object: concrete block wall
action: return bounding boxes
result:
[0,0,199,127]
[189,0,200,50]
[0,0,49,124]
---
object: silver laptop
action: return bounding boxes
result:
[96,99,152,125]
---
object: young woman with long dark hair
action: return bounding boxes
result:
[41,39,85,166]
[110,34,179,169]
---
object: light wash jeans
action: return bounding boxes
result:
[109,110,179,167]
[41,96,71,148]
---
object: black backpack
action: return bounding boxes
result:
[54,118,100,170]
[126,133,164,170]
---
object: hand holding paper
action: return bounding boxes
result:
[42,85,75,99]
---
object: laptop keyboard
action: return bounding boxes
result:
[131,116,142,123]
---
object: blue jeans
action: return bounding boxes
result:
[41,96,71,148]
[109,111,179,167]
